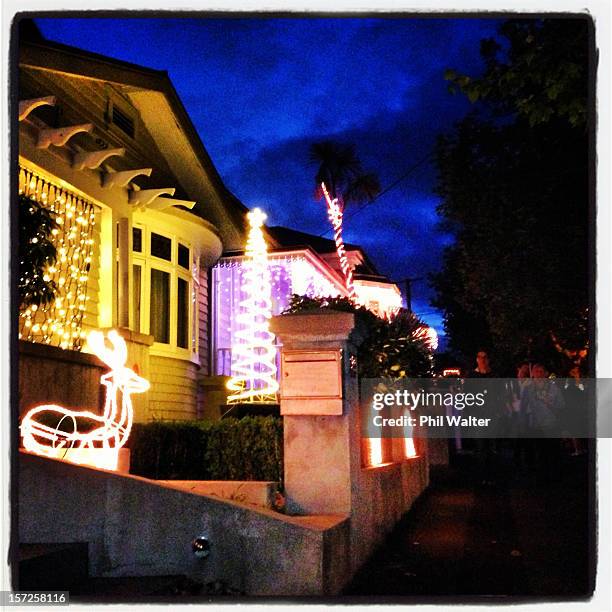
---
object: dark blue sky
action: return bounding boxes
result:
[36,17,502,333]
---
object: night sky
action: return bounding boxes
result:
[35,16,503,337]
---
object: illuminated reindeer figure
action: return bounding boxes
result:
[21,329,149,470]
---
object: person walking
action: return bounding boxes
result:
[506,362,531,470]
[470,349,498,485]
[520,363,565,481]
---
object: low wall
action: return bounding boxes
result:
[155,480,276,509]
[18,341,105,417]
[19,452,350,596]
[272,311,431,585]
[351,455,429,570]
[282,413,429,579]
[18,330,153,422]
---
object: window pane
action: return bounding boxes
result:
[177,278,189,349]
[132,227,142,252]
[151,232,172,261]
[178,243,190,269]
[150,268,170,343]
[132,265,141,333]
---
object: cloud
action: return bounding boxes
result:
[35,16,502,332]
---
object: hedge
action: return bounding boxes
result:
[127,416,283,485]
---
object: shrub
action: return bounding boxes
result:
[128,416,283,485]
[284,294,434,378]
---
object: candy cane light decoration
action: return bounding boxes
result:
[226,208,279,404]
[20,329,149,470]
[321,182,355,300]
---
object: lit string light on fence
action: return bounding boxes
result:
[18,167,97,350]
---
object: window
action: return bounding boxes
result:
[177,278,189,348]
[131,225,196,357]
[132,264,142,333]
[132,227,142,253]
[150,269,170,344]
[18,166,99,351]
[178,243,190,269]
[151,232,172,261]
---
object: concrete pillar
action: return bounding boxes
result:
[270,311,364,516]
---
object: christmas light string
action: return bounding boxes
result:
[321,182,356,300]
[18,167,97,350]
[226,208,279,404]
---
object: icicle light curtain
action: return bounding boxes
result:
[18,166,98,350]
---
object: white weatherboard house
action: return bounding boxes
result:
[17,24,248,422]
[17,23,404,425]
[16,23,430,596]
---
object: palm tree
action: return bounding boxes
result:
[309,141,381,297]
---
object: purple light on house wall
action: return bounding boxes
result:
[211,254,343,375]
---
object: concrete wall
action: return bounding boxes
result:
[19,330,156,424]
[283,413,429,575]
[155,480,276,509]
[19,452,350,596]
[351,457,429,568]
[271,311,431,581]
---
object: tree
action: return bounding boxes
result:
[432,18,589,374]
[309,141,381,297]
[226,208,279,404]
[445,19,589,129]
[18,193,58,308]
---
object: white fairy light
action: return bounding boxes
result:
[226,208,279,404]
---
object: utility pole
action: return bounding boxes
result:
[396,277,424,312]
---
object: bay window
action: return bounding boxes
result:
[130,224,197,358]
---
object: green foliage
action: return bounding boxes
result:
[445,19,589,128]
[18,193,58,308]
[284,294,433,378]
[433,18,589,374]
[128,416,283,485]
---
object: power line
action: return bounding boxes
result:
[317,150,435,237]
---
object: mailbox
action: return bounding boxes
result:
[280,349,343,415]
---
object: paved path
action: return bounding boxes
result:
[344,446,594,601]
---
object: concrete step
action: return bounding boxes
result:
[19,543,89,591]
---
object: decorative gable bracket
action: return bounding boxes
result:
[102,168,153,189]
[37,123,93,149]
[19,96,57,121]
[73,147,126,170]
[147,197,197,211]
[129,187,176,209]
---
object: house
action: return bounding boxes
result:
[17,21,247,422]
[17,21,405,426]
[265,226,403,318]
[209,225,404,395]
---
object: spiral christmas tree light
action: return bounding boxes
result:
[226,208,279,404]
